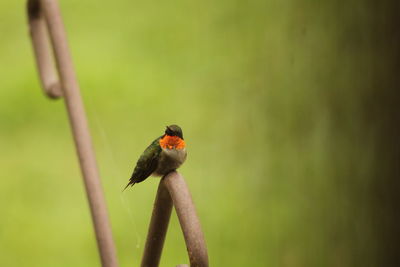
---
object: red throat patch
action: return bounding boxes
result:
[159,135,186,149]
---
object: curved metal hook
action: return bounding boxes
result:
[141,171,209,267]
[28,0,62,98]
[26,1,118,266]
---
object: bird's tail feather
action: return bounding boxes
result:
[122,181,135,192]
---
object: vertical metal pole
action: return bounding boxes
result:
[141,181,173,267]
[27,0,119,266]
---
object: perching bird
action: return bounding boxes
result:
[124,125,187,189]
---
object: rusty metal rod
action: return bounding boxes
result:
[141,179,173,267]
[27,0,119,266]
[164,172,209,267]
[141,172,209,267]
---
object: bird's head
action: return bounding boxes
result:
[165,124,184,139]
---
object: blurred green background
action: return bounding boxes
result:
[1,0,399,266]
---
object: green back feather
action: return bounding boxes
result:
[125,136,162,188]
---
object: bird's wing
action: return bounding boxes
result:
[125,137,162,189]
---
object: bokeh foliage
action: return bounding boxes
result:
[0,0,399,266]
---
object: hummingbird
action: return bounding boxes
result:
[124,125,187,189]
